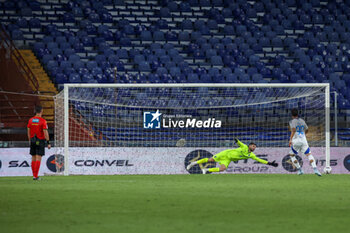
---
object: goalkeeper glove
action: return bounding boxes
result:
[234,138,239,143]
[267,160,278,167]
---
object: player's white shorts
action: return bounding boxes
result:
[289,138,310,155]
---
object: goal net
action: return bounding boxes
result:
[54,83,330,175]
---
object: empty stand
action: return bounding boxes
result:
[1,0,350,144]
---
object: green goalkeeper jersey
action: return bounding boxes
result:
[214,139,268,164]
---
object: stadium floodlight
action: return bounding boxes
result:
[54,83,330,176]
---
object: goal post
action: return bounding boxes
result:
[54,83,331,176]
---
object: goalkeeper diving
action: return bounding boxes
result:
[186,138,278,174]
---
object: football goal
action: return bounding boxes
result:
[54,83,330,175]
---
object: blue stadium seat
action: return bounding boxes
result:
[187,73,199,83]
[47,42,58,50]
[69,54,80,63]
[69,73,81,83]
[82,73,96,83]
[47,60,58,71]
[272,68,283,79]
[120,37,131,46]
[60,61,72,70]
[223,25,235,35]
[99,61,111,70]
[271,37,283,47]
[21,7,32,16]
[134,54,145,64]
[81,36,93,46]
[169,67,181,76]
[194,67,207,75]
[73,43,84,52]
[157,67,168,75]
[208,37,220,46]
[29,18,41,28]
[243,49,254,58]
[60,43,71,50]
[200,43,211,52]
[207,20,218,30]
[117,49,128,59]
[163,43,174,51]
[236,55,248,66]
[116,61,125,71]
[96,74,108,83]
[55,73,68,84]
[331,62,342,72]
[181,20,193,30]
[77,67,89,76]
[172,55,184,64]
[329,32,339,42]
[259,37,270,47]
[150,43,161,51]
[249,55,260,66]
[42,54,54,64]
[108,55,119,65]
[208,68,220,76]
[221,37,231,45]
[42,36,54,44]
[179,31,190,41]
[34,42,45,52]
[168,1,178,11]
[221,68,232,77]
[72,6,83,17]
[97,45,110,55]
[139,61,151,72]
[225,73,237,83]
[211,56,223,66]
[160,7,171,17]
[280,61,292,71]
[155,48,166,57]
[92,67,103,76]
[165,31,177,41]
[153,31,165,41]
[194,19,205,30]
[165,61,176,70]
[87,61,98,70]
[67,36,78,45]
[140,30,151,41]
[205,49,216,58]
[160,55,171,64]
[239,73,250,82]
[51,48,62,57]
[252,73,263,82]
[73,61,85,69]
[147,55,158,63]
[247,67,258,77]
[198,74,209,83]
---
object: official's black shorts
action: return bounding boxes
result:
[30,137,46,156]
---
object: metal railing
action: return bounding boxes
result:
[0,23,39,92]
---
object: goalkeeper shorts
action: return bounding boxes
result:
[213,150,231,168]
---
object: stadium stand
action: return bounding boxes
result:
[1,0,350,145]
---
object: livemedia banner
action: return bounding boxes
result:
[0,147,350,176]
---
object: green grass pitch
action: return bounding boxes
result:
[1,174,349,233]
